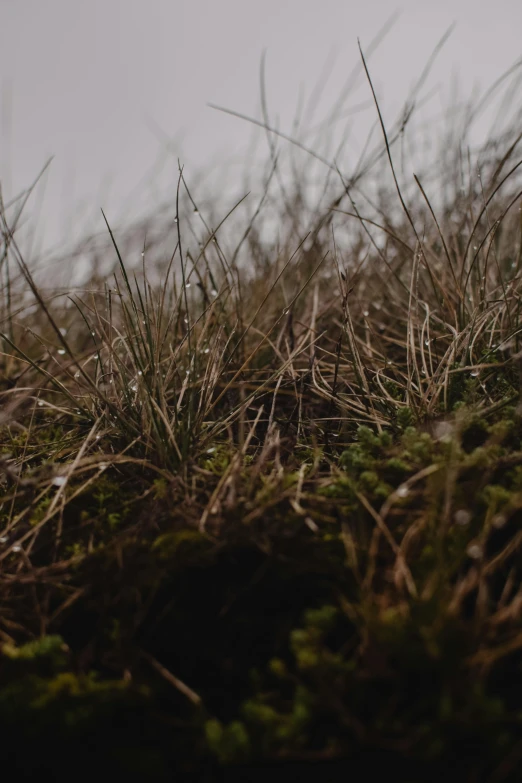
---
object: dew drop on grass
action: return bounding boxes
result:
[57,349,66,355]
[185,282,191,289]
[52,476,67,487]
[138,371,143,376]
[38,401,44,407]
[492,513,507,529]
[0,536,8,544]
[210,289,218,297]
[174,217,178,223]
[59,328,67,336]
[204,348,210,354]
[12,545,22,553]
[363,310,369,317]
[207,447,216,454]
[470,369,480,377]
[454,509,472,526]
[396,485,409,498]
[467,543,482,560]
[74,371,80,379]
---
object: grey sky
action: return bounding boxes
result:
[2,0,522,261]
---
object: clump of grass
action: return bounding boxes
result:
[2,38,522,781]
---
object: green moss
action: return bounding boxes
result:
[396,406,414,430]
[204,718,251,764]
[151,528,211,562]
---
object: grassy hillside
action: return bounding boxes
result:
[2,51,522,781]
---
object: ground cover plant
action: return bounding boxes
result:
[2,36,522,781]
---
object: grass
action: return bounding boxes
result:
[2,40,522,781]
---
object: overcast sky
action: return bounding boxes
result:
[2,0,522,261]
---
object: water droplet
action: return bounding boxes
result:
[74,371,80,379]
[38,401,44,407]
[91,330,95,336]
[184,317,189,324]
[131,384,138,392]
[0,536,8,544]
[137,371,143,376]
[433,420,453,441]
[204,348,210,354]
[424,339,430,346]
[454,509,472,526]
[174,216,178,223]
[52,476,67,487]
[210,289,218,297]
[207,447,216,454]
[59,328,67,336]
[363,310,369,317]
[396,485,409,498]
[470,369,479,377]
[95,434,101,440]
[492,513,507,529]
[12,545,22,553]
[378,323,386,332]
[185,282,191,289]
[141,251,145,257]
[466,543,482,560]
[57,349,66,355]
[99,463,108,471]
[473,246,478,251]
